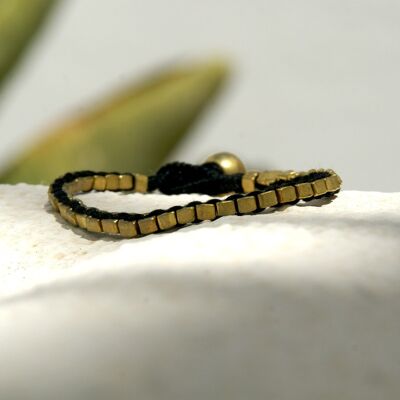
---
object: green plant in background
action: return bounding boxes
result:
[0,0,56,88]
[0,0,228,184]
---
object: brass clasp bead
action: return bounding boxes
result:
[204,152,246,175]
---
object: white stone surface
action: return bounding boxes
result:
[0,184,400,399]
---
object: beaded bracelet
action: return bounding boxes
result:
[48,152,342,238]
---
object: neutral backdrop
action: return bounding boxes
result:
[0,0,399,191]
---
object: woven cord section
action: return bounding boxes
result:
[48,168,342,238]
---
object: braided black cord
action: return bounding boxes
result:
[148,161,242,195]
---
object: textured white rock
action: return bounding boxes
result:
[0,184,400,399]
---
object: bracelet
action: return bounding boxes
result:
[48,152,342,238]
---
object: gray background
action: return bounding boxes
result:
[0,0,399,191]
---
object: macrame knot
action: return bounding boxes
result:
[148,161,242,196]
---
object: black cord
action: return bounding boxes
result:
[148,161,242,195]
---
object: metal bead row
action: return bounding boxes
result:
[48,169,342,238]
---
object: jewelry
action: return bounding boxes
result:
[48,152,342,238]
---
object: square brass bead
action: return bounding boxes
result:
[66,179,80,195]
[119,174,134,190]
[105,174,120,191]
[86,216,102,233]
[196,203,216,221]
[138,216,158,235]
[134,174,148,193]
[58,204,77,226]
[236,196,258,214]
[93,175,107,191]
[176,206,195,225]
[48,192,59,211]
[216,200,236,216]
[257,171,278,186]
[295,183,314,199]
[276,186,297,203]
[312,179,328,196]
[75,214,87,229]
[325,175,341,192]
[101,219,119,234]
[257,190,278,209]
[80,176,94,192]
[66,208,78,226]
[241,171,259,193]
[58,203,67,217]
[117,219,138,238]
[157,211,177,231]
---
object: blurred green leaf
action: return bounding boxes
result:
[0,59,228,184]
[0,0,56,89]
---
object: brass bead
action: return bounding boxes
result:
[236,196,258,214]
[195,203,217,221]
[134,173,148,193]
[176,206,196,225]
[312,179,328,196]
[138,216,158,235]
[216,200,236,216]
[242,171,259,193]
[257,190,278,209]
[276,186,297,204]
[101,219,119,235]
[295,183,314,199]
[118,220,138,238]
[86,216,102,233]
[80,176,94,192]
[105,174,120,191]
[157,211,178,231]
[325,175,341,192]
[204,152,246,175]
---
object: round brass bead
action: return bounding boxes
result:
[204,152,246,175]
